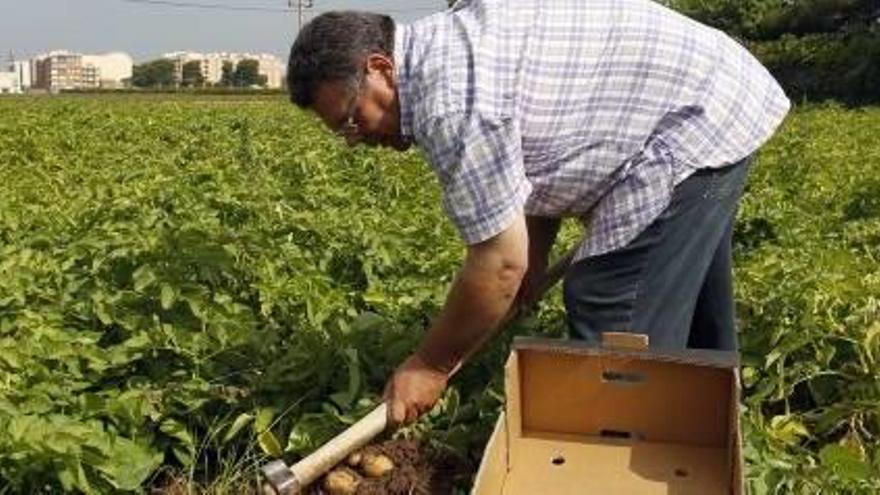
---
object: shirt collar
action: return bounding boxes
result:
[394,23,414,139]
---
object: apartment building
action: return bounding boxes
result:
[0,56,25,94]
[14,60,32,90]
[82,53,134,89]
[32,51,133,91]
[163,51,214,85]
[0,72,20,94]
[33,51,83,91]
[250,53,284,89]
[162,51,285,89]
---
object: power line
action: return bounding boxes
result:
[313,4,442,14]
[320,7,441,14]
[120,0,442,15]
[121,0,293,12]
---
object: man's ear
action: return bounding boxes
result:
[365,53,395,85]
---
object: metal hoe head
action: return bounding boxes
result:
[261,460,302,495]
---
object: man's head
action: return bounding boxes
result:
[287,11,410,150]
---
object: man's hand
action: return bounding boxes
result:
[383,353,449,427]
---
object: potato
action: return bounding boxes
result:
[361,453,395,478]
[323,468,360,495]
[346,451,363,467]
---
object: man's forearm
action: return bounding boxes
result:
[514,215,561,307]
[414,257,523,373]
[415,216,529,374]
[525,215,561,265]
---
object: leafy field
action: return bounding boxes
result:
[0,97,877,494]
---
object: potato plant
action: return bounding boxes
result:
[0,97,877,493]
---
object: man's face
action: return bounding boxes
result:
[311,54,411,151]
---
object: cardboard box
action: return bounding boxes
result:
[472,333,743,494]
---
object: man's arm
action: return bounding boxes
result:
[384,212,529,425]
[417,211,529,372]
[518,215,561,307]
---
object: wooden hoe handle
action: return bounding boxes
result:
[290,403,389,489]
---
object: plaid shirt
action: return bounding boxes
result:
[394,0,790,260]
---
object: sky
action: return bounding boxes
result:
[0,0,445,62]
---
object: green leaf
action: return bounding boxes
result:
[57,459,92,494]
[222,413,254,444]
[286,427,312,455]
[171,445,192,466]
[820,444,871,481]
[350,311,385,333]
[329,348,361,410]
[160,283,176,310]
[258,430,283,457]
[863,321,880,364]
[255,407,275,432]
[769,415,809,445]
[95,437,163,490]
[253,407,283,456]
[185,295,207,321]
[0,398,18,415]
[160,419,195,457]
[94,302,113,325]
[132,265,157,292]
[0,347,21,368]
[285,412,339,455]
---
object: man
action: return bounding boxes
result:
[286,0,790,426]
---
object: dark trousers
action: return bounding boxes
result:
[563,157,752,351]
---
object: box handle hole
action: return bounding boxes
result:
[551,455,566,466]
[674,468,689,478]
[601,370,646,385]
[600,429,633,440]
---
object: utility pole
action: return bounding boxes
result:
[290,0,314,33]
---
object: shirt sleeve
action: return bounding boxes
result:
[416,111,532,245]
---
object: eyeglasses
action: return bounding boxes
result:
[336,79,363,142]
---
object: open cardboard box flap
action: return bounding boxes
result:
[472,334,743,495]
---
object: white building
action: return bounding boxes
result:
[0,56,26,94]
[0,71,20,94]
[33,51,83,91]
[163,51,210,85]
[162,51,284,88]
[32,50,133,91]
[14,60,31,89]
[82,52,133,89]
[251,53,284,89]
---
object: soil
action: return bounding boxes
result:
[309,439,467,495]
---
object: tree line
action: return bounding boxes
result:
[664,0,879,104]
[132,58,268,89]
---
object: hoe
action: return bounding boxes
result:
[261,246,578,494]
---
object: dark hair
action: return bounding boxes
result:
[287,11,395,108]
